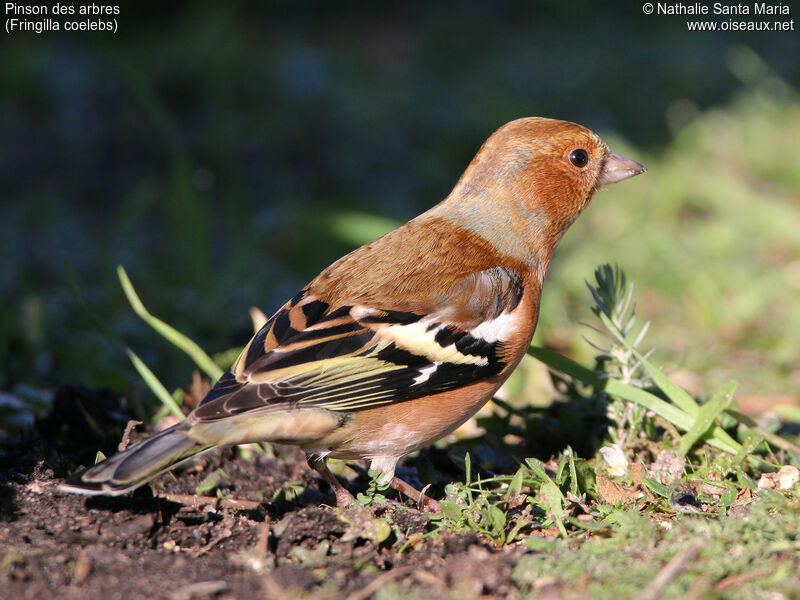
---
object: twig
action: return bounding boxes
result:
[72,549,92,586]
[195,514,235,556]
[390,477,442,513]
[256,519,270,555]
[714,569,771,591]
[642,538,705,600]
[168,581,228,600]
[412,570,445,588]
[195,532,231,556]
[346,567,417,600]
[118,419,143,451]
[154,491,261,511]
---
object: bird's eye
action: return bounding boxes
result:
[568,148,589,168]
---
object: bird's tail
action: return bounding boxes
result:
[59,423,211,496]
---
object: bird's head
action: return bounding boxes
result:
[437,117,646,267]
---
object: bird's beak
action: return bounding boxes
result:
[596,152,647,186]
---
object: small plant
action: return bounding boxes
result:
[585,264,652,445]
[195,468,231,497]
[530,265,745,461]
[423,453,597,546]
[272,480,306,504]
[355,470,391,506]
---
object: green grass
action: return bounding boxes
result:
[512,496,800,599]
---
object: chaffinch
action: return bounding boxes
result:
[61,117,645,508]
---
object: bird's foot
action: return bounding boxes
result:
[334,485,358,508]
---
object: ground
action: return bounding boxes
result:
[3,383,798,600]
[0,385,528,600]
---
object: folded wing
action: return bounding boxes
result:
[191,266,524,423]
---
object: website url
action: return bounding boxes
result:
[686,19,794,30]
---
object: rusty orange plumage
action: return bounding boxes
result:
[61,117,646,509]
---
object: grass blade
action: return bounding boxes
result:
[125,348,184,419]
[774,404,800,424]
[676,381,738,456]
[525,458,568,536]
[118,266,223,381]
[724,409,800,456]
[598,312,698,416]
[528,346,691,428]
[596,314,742,454]
[528,346,741,455]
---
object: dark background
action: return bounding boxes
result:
[2,1,798,407]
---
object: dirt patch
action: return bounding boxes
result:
[1,386,528,599]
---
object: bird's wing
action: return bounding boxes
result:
[191,266,524,423]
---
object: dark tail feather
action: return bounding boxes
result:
[59,424,210,496]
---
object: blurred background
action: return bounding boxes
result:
[2,1,799,427]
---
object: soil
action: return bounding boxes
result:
[0,385,536,599]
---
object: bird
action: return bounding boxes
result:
[60,117,646,509]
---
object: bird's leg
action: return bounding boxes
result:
[307,454,355,507]
[390,477,441,513]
